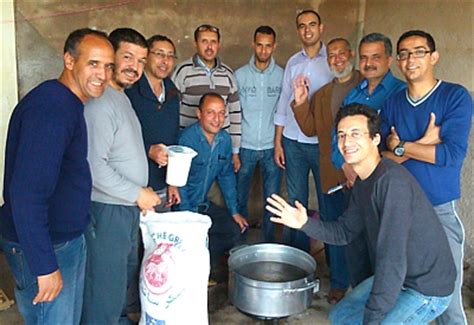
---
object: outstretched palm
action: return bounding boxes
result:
[265,194,308,229]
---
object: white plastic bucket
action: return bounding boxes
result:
[166,145,197,187]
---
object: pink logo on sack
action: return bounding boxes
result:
[143,243,176,295]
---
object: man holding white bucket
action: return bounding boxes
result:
[126,34,181,210]
[175,92,248,284]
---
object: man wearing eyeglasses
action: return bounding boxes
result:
[126,35,181,208]
[266,103,455,324]
[125,34,181,320]
[380,30,472,325]
[172,24,242,172]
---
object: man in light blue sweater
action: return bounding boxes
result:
[82,28,161,324]
[235,26,283,242]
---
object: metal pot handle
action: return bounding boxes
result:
[282,278,319,294]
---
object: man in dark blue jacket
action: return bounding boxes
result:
[126,34,181,207]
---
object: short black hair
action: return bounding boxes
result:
[63,28,109,58]
[296,9,322,26]
[147,34,176,54]
[194,24,221,42]
[335,103,381,139]
[327,37,351,49]
[198,92,224,109]
[397,30,436,52]
[359,32,393,56]
[253,25,276,42]
[108,28,147,52]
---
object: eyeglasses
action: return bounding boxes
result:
[197,24,220,34]
[396,48,433,61]
[337,130,369,141]
[150,51,177,60]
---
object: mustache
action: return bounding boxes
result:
[121,68,139,77]
[363,65,377,71]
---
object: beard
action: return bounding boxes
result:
[330,61,353,79]
[113,70,138,90]
[255,54,271,65]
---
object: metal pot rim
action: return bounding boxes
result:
[228,243,317,287]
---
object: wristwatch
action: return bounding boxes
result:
[393,141,406,157]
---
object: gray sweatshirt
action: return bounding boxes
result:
[84,86,148,206]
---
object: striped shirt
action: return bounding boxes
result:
[171,54,241,153]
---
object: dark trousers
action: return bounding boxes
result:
[82,202,140,325]
[199,202,242,267]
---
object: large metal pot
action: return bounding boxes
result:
[228,243,318,318]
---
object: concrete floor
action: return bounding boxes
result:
[1,227,474,324]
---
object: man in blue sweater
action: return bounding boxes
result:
[0,28,114,324]
[235,25,283,242]
[381,30,472,325]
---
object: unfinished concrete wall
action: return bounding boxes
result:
[3,0,473,260]
[14,0,362,95]
[363,0,474,265]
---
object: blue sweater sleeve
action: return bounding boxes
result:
[435,87,473,167]
[8,101,74,276]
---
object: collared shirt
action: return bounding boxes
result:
[235,55,284,150]
[176,122,238,215]
[332,70,406,168]
[144,72,166,103]
[274,45,333,144]
[342,69,405,113]
[196,55,214,75]
[126,75,180,191]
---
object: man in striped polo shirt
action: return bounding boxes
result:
[172,24,242,171]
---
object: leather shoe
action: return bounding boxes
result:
[327,288,346,305]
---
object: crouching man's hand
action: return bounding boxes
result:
[266,194,308,229]
[232,213,249,233]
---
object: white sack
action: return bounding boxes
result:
[139,211,212,325]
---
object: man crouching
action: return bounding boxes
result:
[266,103,455,324]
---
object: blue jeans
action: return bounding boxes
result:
[329,276,452,324]
[434,201,467,325]
[281,137,324,252]
[1,234,86,325]
[82,202,140,325]
[237,148,282,242]
[320,189,349,290]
